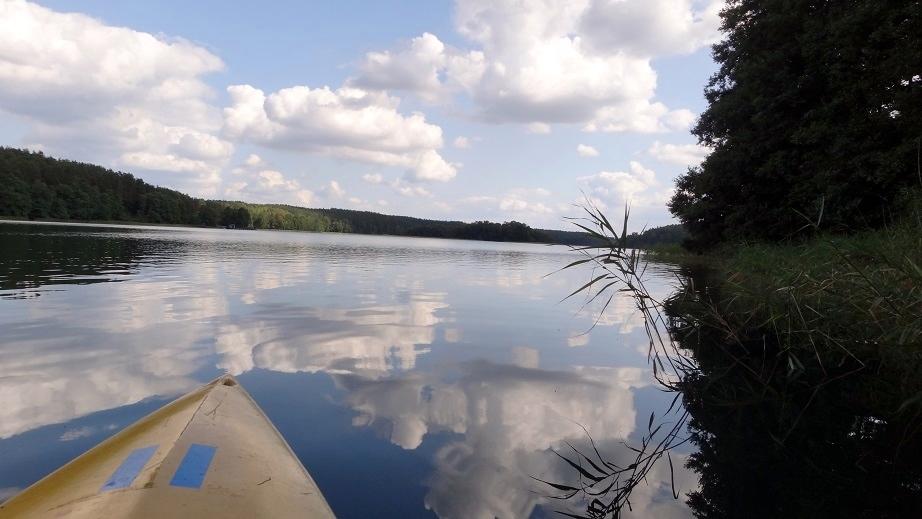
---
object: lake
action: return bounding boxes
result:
[0,221,694,518]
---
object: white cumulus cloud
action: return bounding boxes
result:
[244,153,265,167]
[362,173,384,184]
[0,0,233,195]
[224,156,314,206]
[577,144,599,157]
[526,122,552,134]
[578,161,671,208]
[356,0,723,133]
[648,140,710,166]
[580,0,724,57]
[391,179,432,198]
[499,198,553,214]
[353,32,447,101]
[319,180,346,199]
[224,84,457,182]
[462,188,555,219]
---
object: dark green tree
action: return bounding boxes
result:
[49,197,69,219]
[139,191,180,223]
[0,171,31,216]
[28,181,54,219]
[234,206,252,228]
[220,206,237,227]
[198,201,222,227]
[670,0,922,249]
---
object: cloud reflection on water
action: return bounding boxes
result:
[334,362,694,518]
[0,223,690,517]
[215,294,448,376]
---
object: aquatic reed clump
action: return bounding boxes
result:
[539,201,696,518]
[544,191,922,518]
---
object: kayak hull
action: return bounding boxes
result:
[0,376,336,518]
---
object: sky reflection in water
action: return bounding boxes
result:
[0,221,693,518]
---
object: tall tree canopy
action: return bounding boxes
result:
[670,0,921,249]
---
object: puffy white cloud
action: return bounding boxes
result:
[499,187,555,215]
[452,136,471,149]
[580,0,724,57]
[499,198,553,214]
[354,32,447,101]
[224,84,457,182]
[391,179,432,198]
[319,180,346,199]
[648,140,710,166]
[244,153,265,167]
[257,170,299,191]
[577,144,599,157]
[171,132,234,161]
[358,0,721,133]
[588,161,656,198]
[432,200,453,212]
[459,36,674,130]
[413,148,459,182]
[578,161,671,208]
[329,180,346,197]
[362,173,384,184]
[584,104,695,133]
[0,0,233,195]
[567,334,590,347]
[462,188,555,218]
[224,156,315,206]
[526,122,552,134]
[0,1,222,121]
[460,195,497,205]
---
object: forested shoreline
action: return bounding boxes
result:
[553,1,922,516]
[0,147,683,247]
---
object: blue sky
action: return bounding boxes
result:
[0,0,720,231]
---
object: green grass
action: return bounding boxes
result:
[641,243,699,263]
[677,197,922,422]
[716,218,922,353]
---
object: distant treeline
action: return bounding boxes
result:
[0,147,684,246]
[542,224,687,248]
[0,148,341,231]
[314,208,550,242]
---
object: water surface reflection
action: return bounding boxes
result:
[0,221,691,517]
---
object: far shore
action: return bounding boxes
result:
[0,218,590,248]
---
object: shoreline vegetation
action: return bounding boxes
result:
[551,195,921,518]
[549,0,920,515]
[0,147,685,248]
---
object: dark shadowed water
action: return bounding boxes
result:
[0,221,694,518]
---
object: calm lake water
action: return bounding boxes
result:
[0,221,694,518]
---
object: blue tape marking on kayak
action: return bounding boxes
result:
[169,444,217,489]
[101,445,158,491]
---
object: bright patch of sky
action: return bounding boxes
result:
[0,0,720,231]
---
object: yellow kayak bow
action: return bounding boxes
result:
[0,375,336,518]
